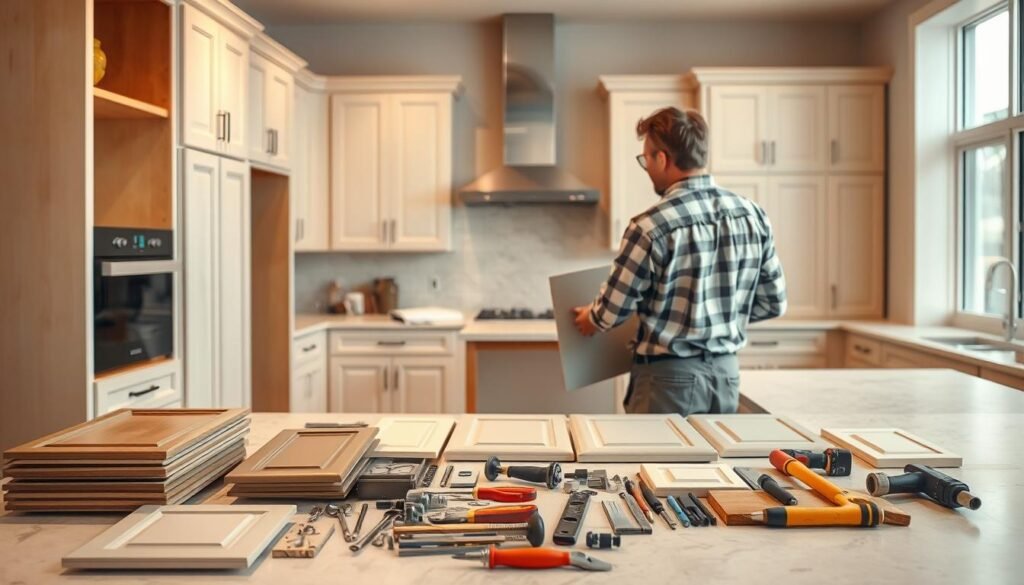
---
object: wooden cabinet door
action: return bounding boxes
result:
[389,93,451,251]
[180,4,219,153]
[217,23,248,159]
[768,86,827,172]
[568,414,717,462]
[330,94,389,250]
[714,175,768,206]
[820,427,962,468]
[708,85,768,172]
[828,85,885,172]
[217,157,251,408]
[246,52,268,163]
[828,176,884,317]
[444,414,575,461]
[764,176,828,317]
[607,90,687,249]
[688,414,828,457]
[290,359,326,413]
[392,356,449,413]
[371,416,456,458]
[265,60,293,169]
[182,149,219,408]
[226,427,378,484]
[328,356,389,413]
[639,463,748,497]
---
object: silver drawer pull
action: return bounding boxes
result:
[129,384,160,398]
[302,344,317,352]
[377,341,407,347]
[750,341,780,348]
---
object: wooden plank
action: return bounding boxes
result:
[569,414,717,462]
[3,409,249,461]
[443,414,575,462]
[226,428,377,484]
[639,463,750,497]
[94,88,168,118]
[272,518,335,558]
[820,427,962,468]
[688,414,829,457]
[371,416,455,459]
[61,505,295,569]
[707,488,911,527]
[251,170,292,412]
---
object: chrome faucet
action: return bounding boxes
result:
[984,258,1019,342]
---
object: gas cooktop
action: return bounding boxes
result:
[475,307,555,320]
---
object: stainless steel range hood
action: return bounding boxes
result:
[460,14,598,205]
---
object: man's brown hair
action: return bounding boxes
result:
[636,107,708,171]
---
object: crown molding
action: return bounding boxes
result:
[251,32,308,73]
[295,69,328,92]
[183,0,262,39]
[598,75,699,96]
[686,67,893,86]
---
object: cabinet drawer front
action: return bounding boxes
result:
[94,370,181,415]
[845,335,882,366]
[293,332,326,365]
[743,331,826,355]
[329,332,453,356]
[881,344,979,376]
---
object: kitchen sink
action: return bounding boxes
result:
[924,336,1024,365]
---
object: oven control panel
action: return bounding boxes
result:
[94,227,172,258]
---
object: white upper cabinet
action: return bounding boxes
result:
[707,85,769,172]
[293,77,330,251]
[828,85,886,172]
[598,76,694,250]
[328,77,461,253]
[180,2,256,158]
[768,85,827,172]
[248,33,304,171]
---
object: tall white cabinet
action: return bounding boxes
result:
[182,149,251,408]
[327,77,461,252]
[692,68,890,319]
[293,72,330,251]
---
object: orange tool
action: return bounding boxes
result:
[438,486,537,503]
[624,477,654,522]
[453,545,612,571]
[427,504,538,524]
[748,449,882,528]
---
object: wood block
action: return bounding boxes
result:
[820,427,962,468]
[707,488,910,527]
[272,518,335,558]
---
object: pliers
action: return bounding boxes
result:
[426,504,538,524]
[453,545,612,571]
[437,486,537,503]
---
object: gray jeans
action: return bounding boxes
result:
[624,353,740,415]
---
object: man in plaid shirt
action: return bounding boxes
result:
[574,107,787,415]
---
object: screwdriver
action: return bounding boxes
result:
[623,477,654,523]
[665,495,691,527]
[453,545,612,571]
[638,476,676,530]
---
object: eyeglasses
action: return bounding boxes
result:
[635,153,648,170]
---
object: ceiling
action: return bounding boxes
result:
[233,0,896,25]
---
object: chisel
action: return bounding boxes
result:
[638,477,676,529]
[624,477,654,523]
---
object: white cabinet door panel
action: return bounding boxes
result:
[217,158,251,408]
[828,176,884,317]
[763,176,828,317]
[246,54,267,162]
[265,62,292,167]
[330,94,388,250]
[328,357,389,413]
[708,86,768,172]
[217,25,248,159]
[569,414,717,462]
[821,427,962,468]
[769,86,827,172]
[371,416,456,458]
[688,414,828,457]
[182,149,219,408]
[828,85,885,172]
[390,94,450,251]
[181,5,219,153]
[444,415,575,461]
[639,463,749,497]
[393,356,449,414]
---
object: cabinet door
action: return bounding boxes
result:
[607,91,687,249]
[217,25,248,159]
[304,92,330,249]
[246,53,268,163]
[768,86,827,172]
[763,177,828,318]
[182,149,219,408]
[392,357,448,413]
[264,61,293,168]
[330,94,388,250]
[292,85,310,248]
[828,85,885,172]
[181,4,220,153]
[328,356,389,413]
[828,176,884,317]
[389,93,451,251]
[708,86,768,172]
[217,158,251,408]
[291,359,327,413]
[714,175,768,206]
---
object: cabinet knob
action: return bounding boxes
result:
[129,384,160,399]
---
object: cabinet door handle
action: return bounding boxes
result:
[300,218,305,241]
[129,384,160,399]
[383,366,389,391]
[390,219,397,244]
[216,111,225,141]
[273,129,279,155]
[750,340,780,348]
[393,367,399,393]
[226,111,231,143]
[381,220,387,243]
[770,141,776,165]
[831,284,838,310]
[302,344,317,352]
[377,340,407,347]
[830,139,838,164]
[760,140,767,165]
[267,129,274,154]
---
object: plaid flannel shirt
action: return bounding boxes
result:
[589,175,787,357]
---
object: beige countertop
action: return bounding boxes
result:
[2,369,1021,584]
[294,313,466,337]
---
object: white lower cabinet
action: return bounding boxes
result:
[291,331,327,412]
[94,360,183,415]
[738,331,827,369]
[327,331,456,413]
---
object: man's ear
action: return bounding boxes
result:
[658,150,669,171]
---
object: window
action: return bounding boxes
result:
[961,142,1010,314]
[962,7,1010,129]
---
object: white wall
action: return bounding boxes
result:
[272,20,866,312]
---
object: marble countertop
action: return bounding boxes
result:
[2,369,1022,584]
[294,313,466,337]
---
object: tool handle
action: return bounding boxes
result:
[473,505,538,524]
[507,465,550,485]
[762,503,882,527]
[637,478,664,513]
[770,450,846,505]
[490,546,570,569]
[476,486,537,503]
[758,475,797,506]
[624,479,651,513]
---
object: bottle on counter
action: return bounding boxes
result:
[373,277,399,314]
[327,279,345,314]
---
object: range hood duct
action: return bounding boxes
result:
[459,14,599,205]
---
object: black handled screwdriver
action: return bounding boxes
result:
[637,477,677,530]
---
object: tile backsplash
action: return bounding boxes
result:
[294,204,620,313]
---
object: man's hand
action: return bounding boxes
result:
[573,306,599,337]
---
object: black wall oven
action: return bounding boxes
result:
[94,227,176,374]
